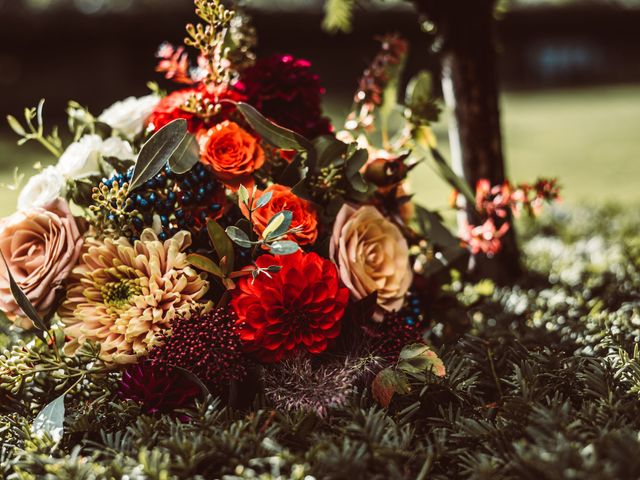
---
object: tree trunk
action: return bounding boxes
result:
[415,0,521,282]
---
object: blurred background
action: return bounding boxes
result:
[1,0,639,215]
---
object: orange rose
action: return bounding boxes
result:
[197,120,264,189]
[240,184,318,245]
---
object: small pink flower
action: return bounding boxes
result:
[461,219,510,258]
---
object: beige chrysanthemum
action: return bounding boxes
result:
[60,229,208,364]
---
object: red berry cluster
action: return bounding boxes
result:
[149,308,247,391]
[364,311,427,361]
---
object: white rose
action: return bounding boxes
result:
[56,134,102,179]
[18,166,66,210]
[56,135,135,180]
[98,94,160,140]
[100,137,135,161]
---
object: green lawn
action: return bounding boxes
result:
[1,84,639,217]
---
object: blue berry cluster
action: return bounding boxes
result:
[404,291,425,326]
[103,163,225,241]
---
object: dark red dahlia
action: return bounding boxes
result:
[239,54,332,139]
[146,84,246,134]
[147,308,247,392]
[231,251,349,363]
[118,361,200,414]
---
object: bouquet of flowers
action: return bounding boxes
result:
[0,0,559,448]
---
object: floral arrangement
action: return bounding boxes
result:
[0,0,560,449]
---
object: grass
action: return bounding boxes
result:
[0,84,639,217]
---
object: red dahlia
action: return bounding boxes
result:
[239,54,332,139]
[231,251,349,363]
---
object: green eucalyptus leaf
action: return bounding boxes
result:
[206,220,234,274]
[269,240,300,255]
[32,394,65,442]
[1,252,48,343]
[187,253,225,279]
[345,148,369,193]
[168,133,200,174]
[255,190,273,209]
[277,154,305,187]
[229,101,315,154]
[430,147,475,205]
[263,211,293,241]
[265,265,283,273]
[226,226,252,248]
[238,184,250,206]
[405,70,432,106]
[129,119,188,191]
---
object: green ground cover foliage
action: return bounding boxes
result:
[1,204,639,479]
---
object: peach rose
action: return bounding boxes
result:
[240,184,318,245]
[330,204,412,321]
[0,198,83,328]
[198,120,265,189]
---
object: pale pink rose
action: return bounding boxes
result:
[330,204,412,321]
[0,198,83,328]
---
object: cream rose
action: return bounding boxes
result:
[98,94,160,140]
[330,204,412,321]
[17,166,66,210]
[0,198,83,328]
[56,134,134,180]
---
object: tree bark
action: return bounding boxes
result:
[414,0,521,282]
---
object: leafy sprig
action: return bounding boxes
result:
[6,99,63,158]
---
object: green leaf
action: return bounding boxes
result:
[269,240,300,255]
[430,147,475,205]
[255,191,273,209]
[206,220,234,274]
[225,226,252,248]
[345,148,369,193]
[6,115,25,136]
[187,253,225,279]
[372,368,410,408]
[414,205,459,248]
[277,154,305,187]
[263,211,293,241]
[314,135,348,168]
[238,184,250,206]
[398,343,446,377]
[167,133,200,174]
[1,252,48,343]
[32,394,65,442]
[405,70,441,125]
[129,119,188,191]
[228,101,315,155]
[405,70,433,107]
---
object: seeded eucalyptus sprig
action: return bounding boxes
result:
[185,0,235,87]
[6,99,63,158]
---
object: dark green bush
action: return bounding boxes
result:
[2,205,639,480]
